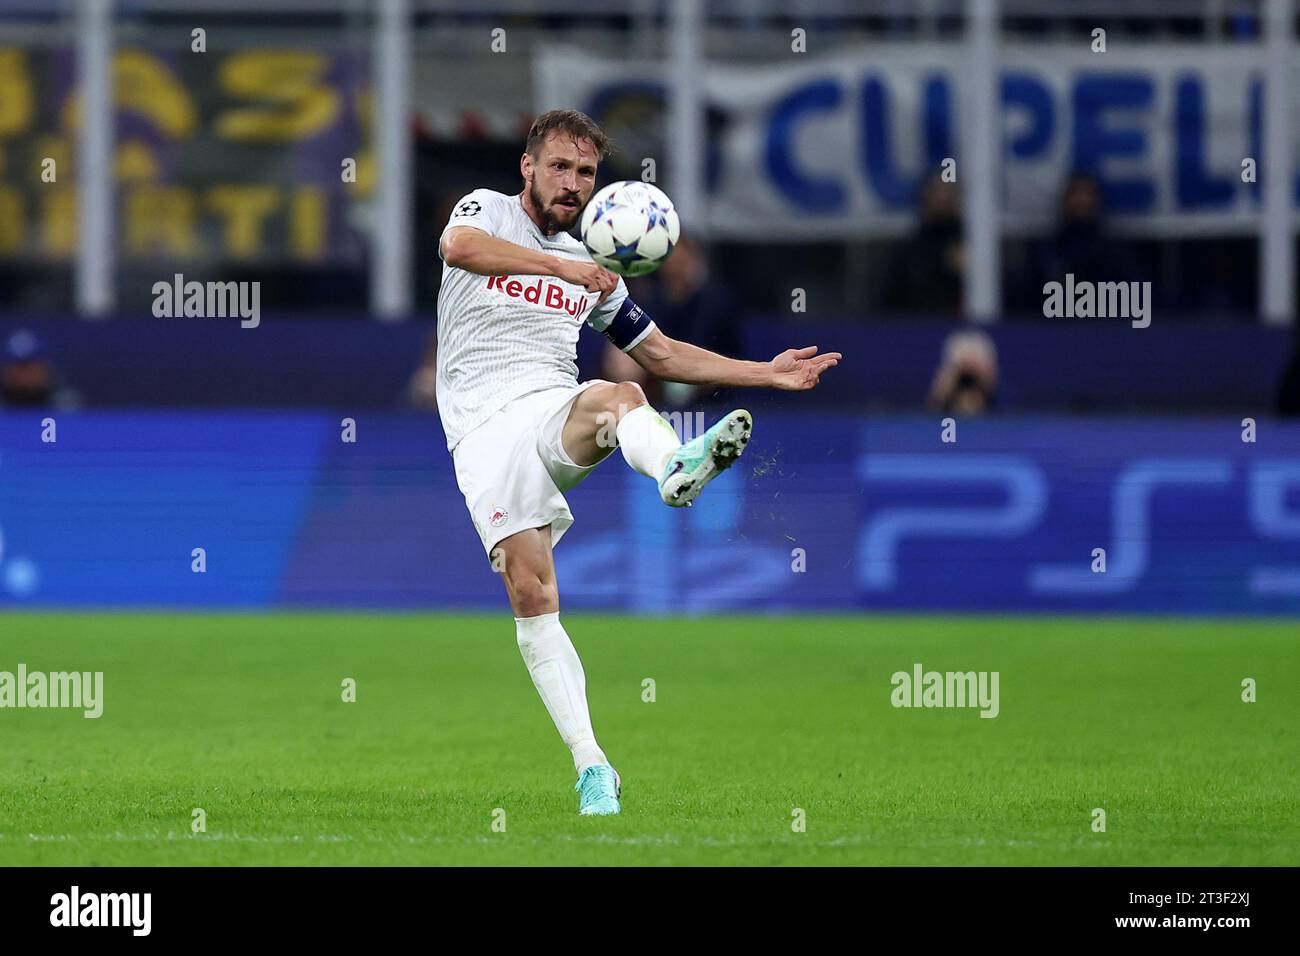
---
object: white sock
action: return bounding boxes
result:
[515,612,607,774]
[615,403,682,480]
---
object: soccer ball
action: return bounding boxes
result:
[580,181,681,278]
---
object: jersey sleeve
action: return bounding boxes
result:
[586,285,657,353]
[438,190,508,259]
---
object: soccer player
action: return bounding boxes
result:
[437,109,840,815]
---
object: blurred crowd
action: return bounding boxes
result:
[879,171,1255,318]
[0,329,78,410]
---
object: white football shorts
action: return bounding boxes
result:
[451,380,609,560]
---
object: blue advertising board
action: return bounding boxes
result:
[1,411,1297,615]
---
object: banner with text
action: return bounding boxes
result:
[0,46,370,265]
[536,44,1300,239]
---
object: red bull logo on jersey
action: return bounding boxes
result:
[484,275,593,320]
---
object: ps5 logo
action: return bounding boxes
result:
[857,455,1300,597]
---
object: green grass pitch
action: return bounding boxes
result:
[1,612,1296,866]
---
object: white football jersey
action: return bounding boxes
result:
[435,188,656,451]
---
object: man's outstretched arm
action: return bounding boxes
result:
[628,327,840,391]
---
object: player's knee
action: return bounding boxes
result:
[611,380,646,418]
[507,573,557,618]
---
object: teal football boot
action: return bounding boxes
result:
[576,764,622,816]
[658,409,753,508]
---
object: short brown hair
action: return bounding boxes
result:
[526,109,613,160]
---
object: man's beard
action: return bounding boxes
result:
[529,182,580,235]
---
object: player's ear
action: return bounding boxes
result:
[520,151,532,182]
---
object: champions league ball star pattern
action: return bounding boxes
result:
[580,181,681,278]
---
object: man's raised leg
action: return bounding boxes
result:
[562,379,752,509]
[561,380,682,478]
